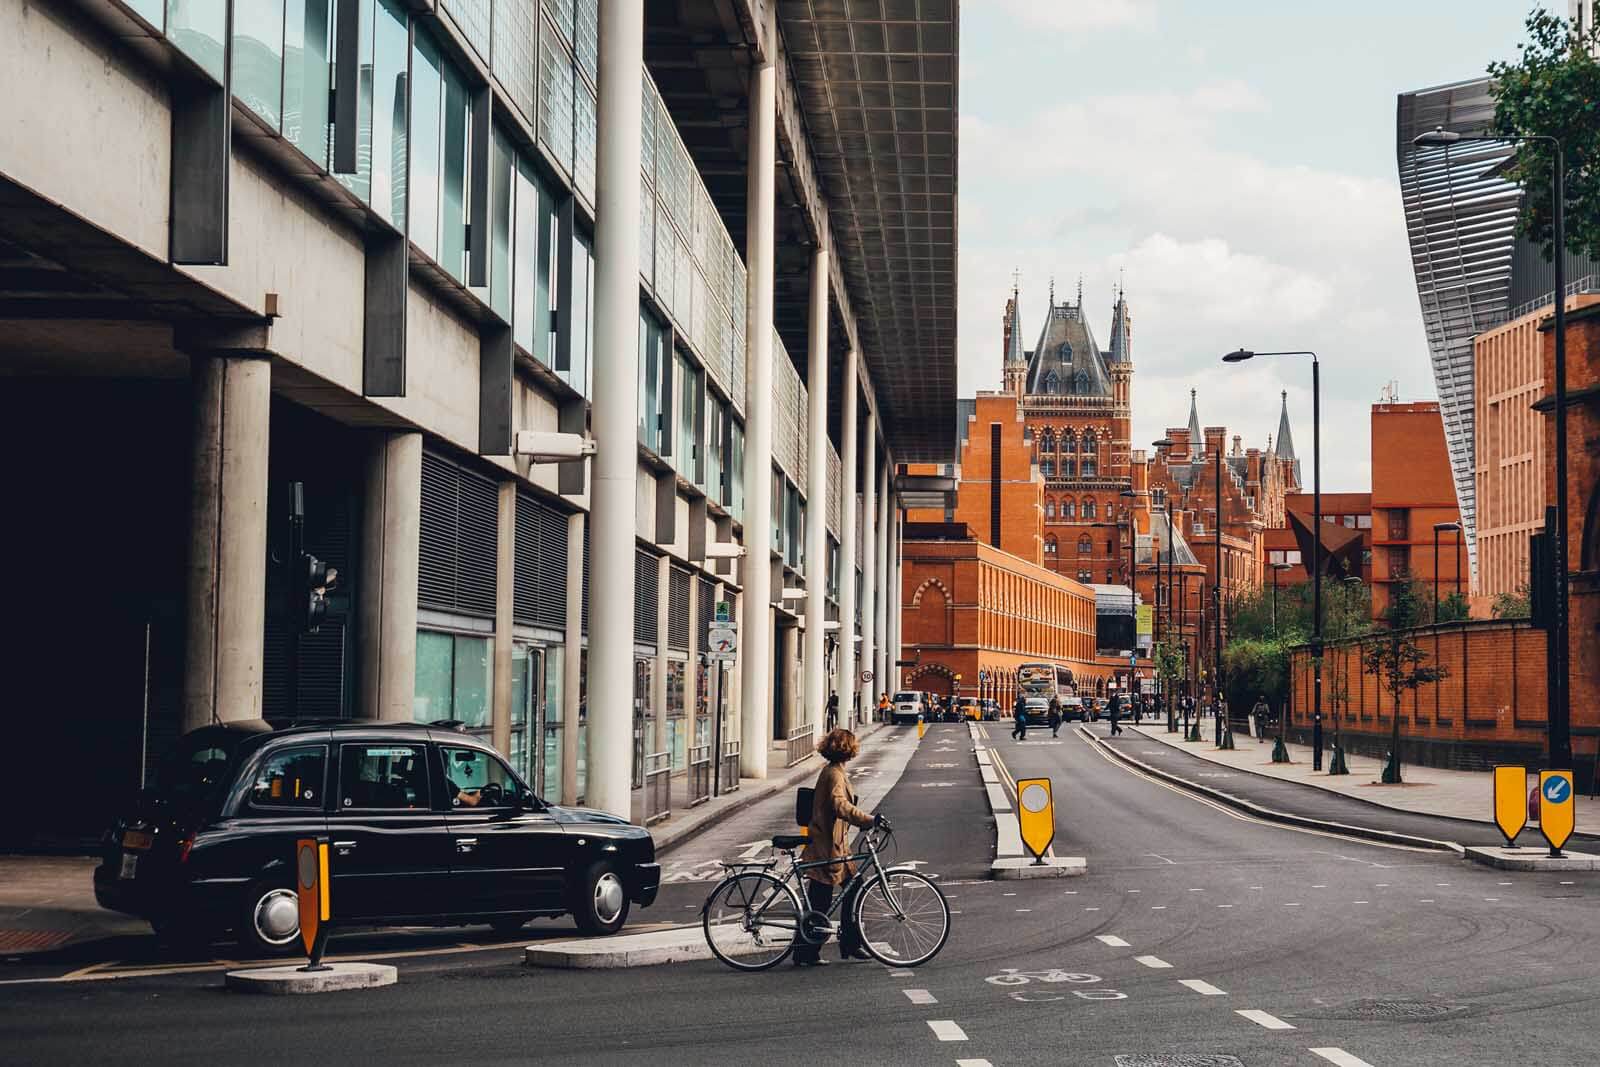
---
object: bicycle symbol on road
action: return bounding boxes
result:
[985,968,1128,1002]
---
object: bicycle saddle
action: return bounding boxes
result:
[771,834,808,850]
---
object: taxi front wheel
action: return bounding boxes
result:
[571,861,629,936]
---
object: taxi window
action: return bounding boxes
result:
[439,746,523,809]
[337,745,430,810]
[249,745,327,810]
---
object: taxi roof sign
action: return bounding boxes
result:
[1016,777,1055,862]
[1492,766,1527,847]
[1539,769,1576,855]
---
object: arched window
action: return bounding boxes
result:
[1083,497,1097,520]
[1044,535,1058,556]
[1080,432,1098,478]
[1045,496,1056,520]
[1061,496,1076,519]
[1041,458,1055,478]
[1063,431,1077,453]
[1040,428,1055,453]
[1077,535,1092,555]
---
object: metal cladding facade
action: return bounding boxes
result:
[1396,77,1520,583]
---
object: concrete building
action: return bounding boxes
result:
[0,0,957,847]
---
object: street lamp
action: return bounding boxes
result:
[1432,521,1461,622]
[1224,348,1321,769]
[1153,438,1176,730]
[1120,488,1139,702]
[1412,125,1571,771]
[1327,574,1365,775]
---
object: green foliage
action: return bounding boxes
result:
[1488,9,1600,261]
[1153,637,1186,693]
[1383,578,1430,629]
[1435,591,1471,623]
[1221,635,1296,716]
[1226,581,1311,643]
[1492,583,1532,619]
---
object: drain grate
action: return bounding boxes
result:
[1115,1057,1245,1067]
[1332,998,1462,1021]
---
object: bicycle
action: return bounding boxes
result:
[700,818,951,971]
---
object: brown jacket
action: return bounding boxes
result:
[801,761,874,886]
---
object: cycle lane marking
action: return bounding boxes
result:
[1236,1009,1295,1030]
[1095,935,1130,947]
[903,989,937,1005]
[1134,955,1171,969]
[928,1020,968,1041]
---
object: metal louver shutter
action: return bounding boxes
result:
[668,566,691,651]
[418,448,499,619]
[634,549,658,645]
[581,521,591,636]
[264,483,355,720]
[697,578,715,637]
[514,491,569,629]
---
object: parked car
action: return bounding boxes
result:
[1058,695,1087,722]
[982,699,1002,722]
[94,719,660,955]
[890,690,927,725]
[956,697,983,722]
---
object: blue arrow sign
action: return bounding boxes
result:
[1543,776,1572,804]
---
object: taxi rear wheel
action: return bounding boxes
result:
[237,881,302,957]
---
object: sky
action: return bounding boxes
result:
[956,0,1547,492]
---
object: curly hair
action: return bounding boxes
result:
[816,727,860,763]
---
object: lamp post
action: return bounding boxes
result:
[1224,348,1321,768]
[1269,561,1294,763]
[1152,439,1176,730]
[1120,488,1139,703]
[1432,521,1461,622]
[1412,126,1569,771]
[1326,573,1364,775]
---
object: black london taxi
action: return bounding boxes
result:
[94,719,660,955]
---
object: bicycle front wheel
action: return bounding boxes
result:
[854,869,950,968]
[702,871,802,971]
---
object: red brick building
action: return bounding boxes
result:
[1371,402,1466,618]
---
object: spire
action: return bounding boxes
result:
[1274,390,1297,461]
[1076,274,1083,309]
[1108,285,1131,363]
[1005,279,1024,366]
[1187,388,1201,446]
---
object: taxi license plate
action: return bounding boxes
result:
[119,853,138,880]
[121,830,153,851]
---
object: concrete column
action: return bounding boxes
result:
[585,0,644,819]
[183,354,272,733]
[837,347,859,725]
[358,432,422,721]
[859,411,877,719]
[739,7,777,780]
[803,247,830,732]
[875,456,891,697]
[782,624,800,739]
[492,482,515,757]
[562,511,584,805]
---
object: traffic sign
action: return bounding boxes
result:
[1016,777,1055,862]
[714,600,732,625]
[295,837,332,968]
[1492,765,1527,846]
[707,626,737,655]
[1539,769,1575,854]
[861,669,873,684]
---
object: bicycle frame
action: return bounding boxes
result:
[721,826,909,938]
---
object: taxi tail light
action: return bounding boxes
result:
[176,834,196,864]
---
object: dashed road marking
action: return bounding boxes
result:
[1312,884,1327,888]
[1436,883,1451,887]
[1179,979,1227,995]
[1127,889,1141,894]
[928,1020,968,1042]
[1561,880,1576,885]
[903,989,937,1005]
[1188,887,1205,892]
[1484,897,1499,902]
[1310,1048,1375,1067]
[1284,902,1301,907]
[1095,935,1130,947]
[1217,904,1234,909]
[1016,909,1031,913]
[1419,899,1434,903]
[956,1060,993,1067]
[1352,900,1369,905]
[1134,955,1172,969]
[1237,1009,1295,1030]
[889,969,915,977]
[1498,881,1513,886]
[1375,883,1389,887]
[1151,905,1167,910]
[1085,907,1101,911]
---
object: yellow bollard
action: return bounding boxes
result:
[917,718,926,739]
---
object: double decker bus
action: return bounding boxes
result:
[1015,662,1083,719]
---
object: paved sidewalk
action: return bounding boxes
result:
[1129,723,1597,835]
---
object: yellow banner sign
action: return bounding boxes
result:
[1539,769,1576,853]
[1492,766,1527,846]
[1016,777,1055,860]
[1136,605,1153,637]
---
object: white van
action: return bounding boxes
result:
[891,690,926,725]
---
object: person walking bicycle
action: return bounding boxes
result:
[793,729,879,966]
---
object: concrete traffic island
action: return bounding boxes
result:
[525,925,767,969]
[1464,846,1600,872]
[224,962,398,994]
[991,856,1086,879]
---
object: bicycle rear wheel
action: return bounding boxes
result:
[702,871,802,971]
[853,869,950,968]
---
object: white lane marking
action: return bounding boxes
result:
[889,969,915,977]
[1436,883,1450,887]
[1310,1048,1376,1067]
[1095,935,1130,947]
[1134,955,1172,969]
[1312,884,1327,888]
[956,1061,993,1067]
[1016,909,1031,913]
[1188,887,1205,892]
[1484,897,1499,902]
[1237,1009,1296,1030]
[1498,881,1513,886]
[1179,979,1227,996]
[928,1020,968,1042]
[1085,907,1100,911]
[1147,852,1177,864]
[1561,880,1576,885]
[1003,892,1016,897]
[1217,904,1234,909]
[903,988,937,1005]
[1250,886,1263,890]
[1127,889,1141,894]
[1352,900,1370,905]
[1151,905,1167,910]
[1419,899,1434,903]
[1284,902,1301,907]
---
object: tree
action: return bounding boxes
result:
[1221,635,1296,720]
[1488,9,1600,262]
[1492,583,1532,619]
[1153,636,1185,711]
[1363,581,1448,783]
[1435,591,1471,623]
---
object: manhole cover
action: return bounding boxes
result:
[1329,998,1463,1021]
[1115,1057,1244,1067]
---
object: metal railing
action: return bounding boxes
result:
[718,739,741,795]
[642,751,672,826]
[687,744,712,808]
[786,722,817,767]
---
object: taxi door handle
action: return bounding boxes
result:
[455,838,478,853]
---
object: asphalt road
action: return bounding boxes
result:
[5,721,1600,1067]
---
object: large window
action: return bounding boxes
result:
[283,0,333,164]
[233,0,286,129]
[706,393,728,505]
[730,421,746,522]
[414,630,493,730]
[638,307,667,452]
[566,233,595,397]
[511,155,558,367]
[410,29,470,278]
[674,350,698,479]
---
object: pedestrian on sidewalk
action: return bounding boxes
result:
[825,692,839,733]
[1108,691,1123,736]
[795,728,880,966]
[1251,695,1270,742]
[1011,694,1029,740]
[1047,697,1062,738]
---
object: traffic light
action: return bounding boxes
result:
[286,481,342,634]
[301,551,339,634]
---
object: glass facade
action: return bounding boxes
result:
[666,658,687,770]
[232,0,285,129]
[168,0,227,82]
[282,0,332,165]
[414,630,493,733]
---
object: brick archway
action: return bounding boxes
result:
[907,664,955,697]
